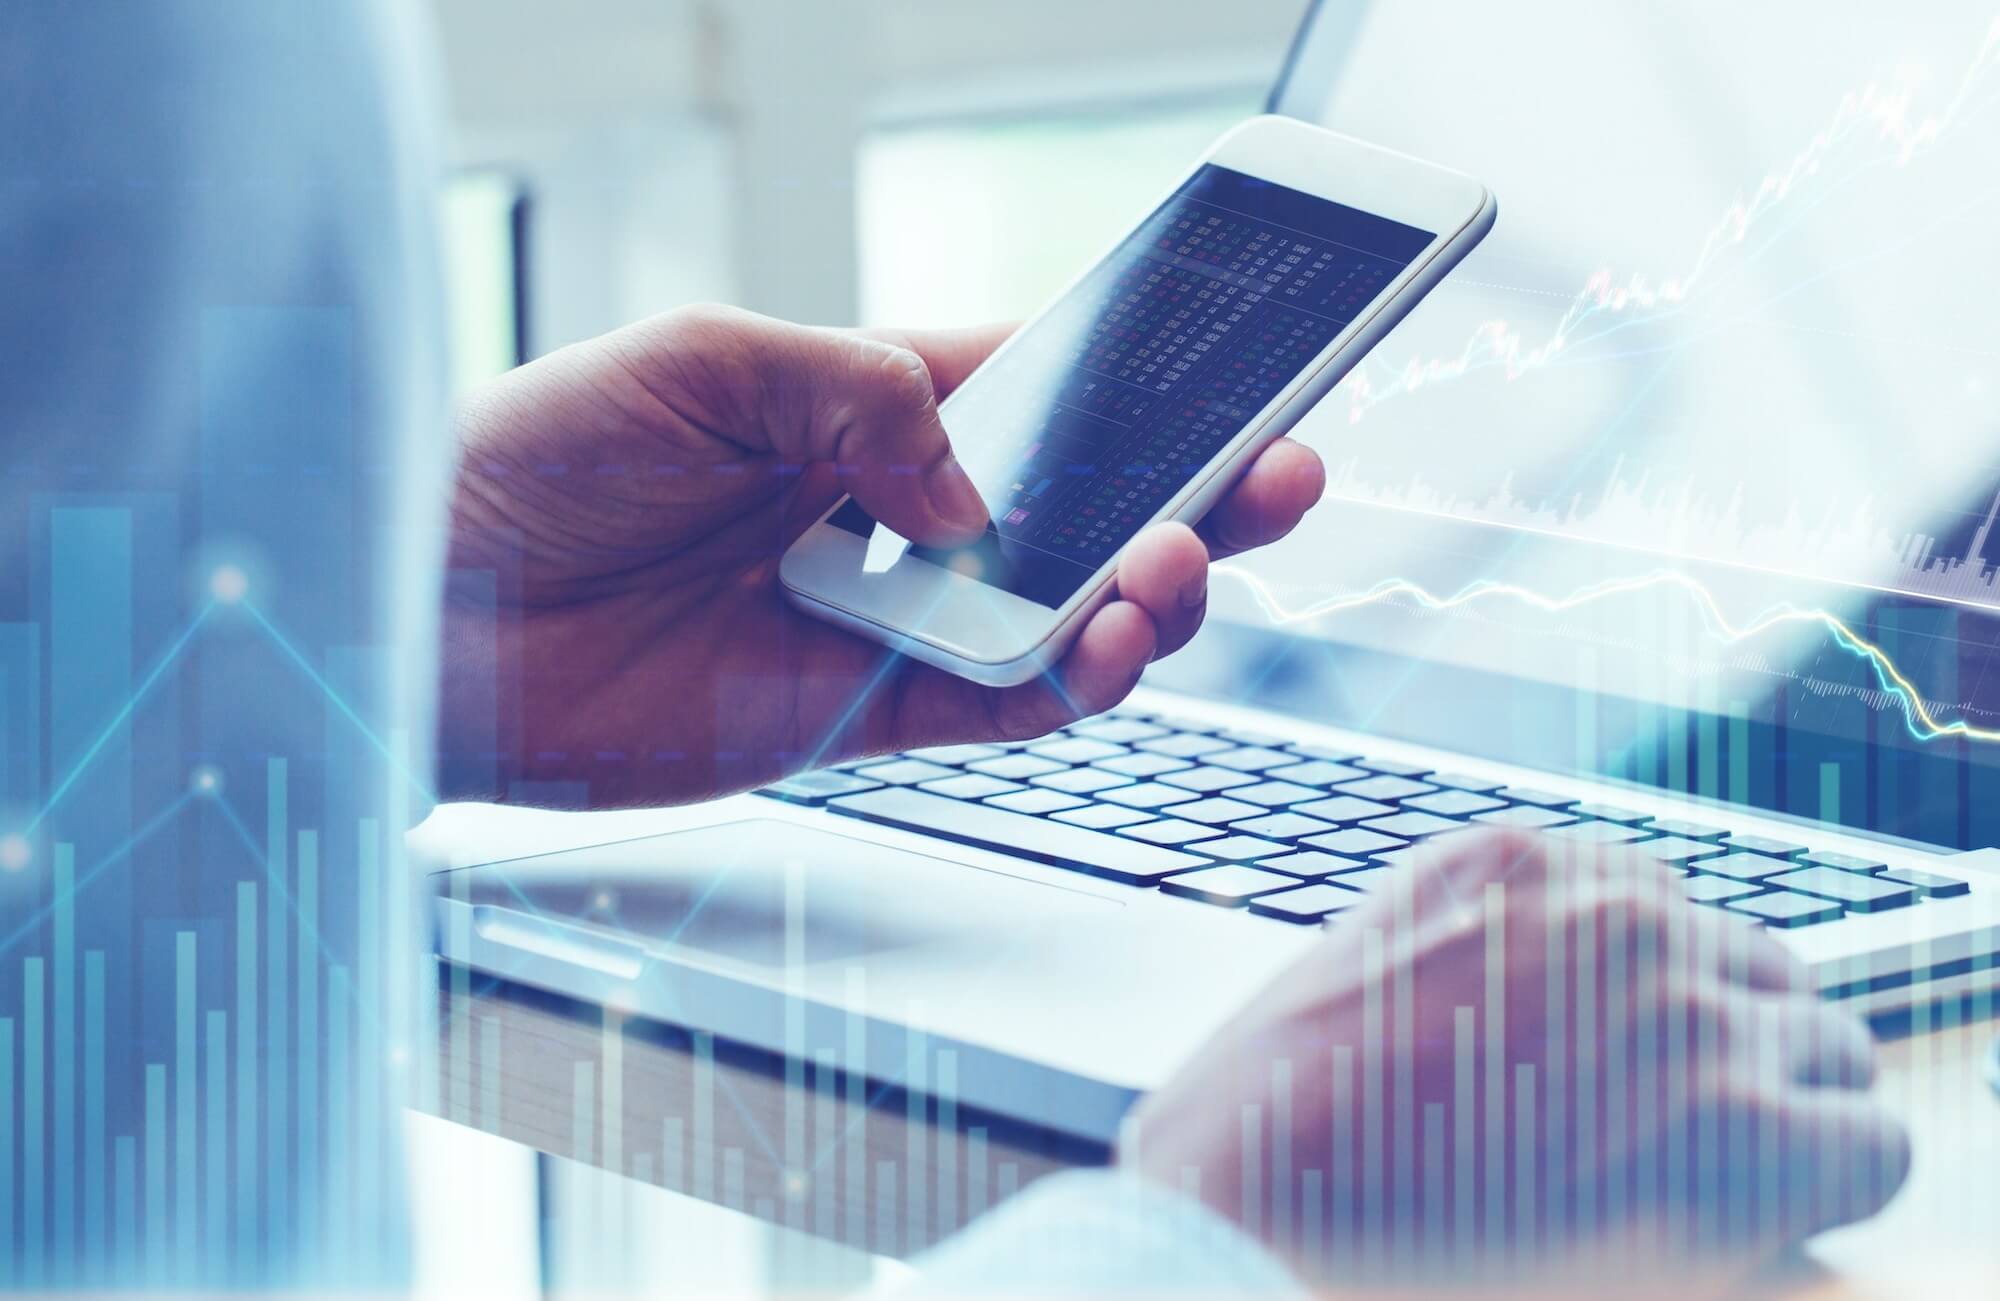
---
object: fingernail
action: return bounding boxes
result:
[1179,569,1207,609]
[927,458,988,531]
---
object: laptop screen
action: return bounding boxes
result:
[1171,1,2000,849]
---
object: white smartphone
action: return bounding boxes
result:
[782,115,1496,686]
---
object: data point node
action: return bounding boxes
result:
[0,834,30,872]
[210,564,249,603]
[191,764,225,797]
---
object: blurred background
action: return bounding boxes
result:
[425,3,1305,1296]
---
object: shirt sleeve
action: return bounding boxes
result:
[877,1170,1308,1298]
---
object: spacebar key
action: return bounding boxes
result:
[827,788,1208,885]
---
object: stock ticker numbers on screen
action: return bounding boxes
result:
[837,166,1432,605]
[992,168,1422,578]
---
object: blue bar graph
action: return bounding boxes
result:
[1,1015,13,1283]
[143,1063,165,1281]
[47,509,133,1177]
[23,957,45,1284]
[51,843,74,1269]
[234,882,258,1263]
[0,623,40,815]
[83,949,104,1268]
[264,758,289,1247]
[174,931,196,1276]
[204,1009,227,1273]
[326,967,350,1267]
[114,1135,136,1280]
[297,829,319,1227]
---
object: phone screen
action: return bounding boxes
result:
[831,164,1435,607]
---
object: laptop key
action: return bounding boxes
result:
[1100,782,1199,810]
[1472,805,1577,830]
[907,743,1006,766]
[1495,786,1577,808]
[1285,742,1363,762]
[1051,803,1152,830]
[1068,718,1169,744]
[1303,828,1406,858]
[1428,772,1506,792]
[1292,795,1397,824]
[1352,757,1431,777]
[1160,865,1302,907]
[855,758,959,785]
[1264,760,1370,787]
[1258,851,1369,880]
[1360,811,1464,839]
[1635,836,1731,866]
[1095,752,1193,778]
[1334,775,1437,801]
[1186,834,1290,862]
[1119,818,1221,846]
[1719,833,1805,858]
[919,774,1024,800]
[1209,747,1297,772]
[1401,790,1506,817]
[1569,801,1653,824]
[1216,727,1288,747]
[985,789,1087,816]
[1225,780,1325,808]
[1876,867,1969,899]
[1159,765,1259,794]
[1546,820,1653,845]
[1724,892,1843,928]
[1689,852,1793,882]
[756,770,884,805]
[1032,767,1133,795]
[1136,734,1234,759]
[968,754,1070,780]
[1027,737,1128,764]
[1799,850,1888,874]
[1170,797,1267,825]
[1647,818,1727,840]
[827,788,1208,885]
[1766,866,1918,912]
[1248,882,1366,923]
[1682,874,1761,904]
[1230,812,1337,842]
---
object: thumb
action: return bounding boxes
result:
[722,309,989,544]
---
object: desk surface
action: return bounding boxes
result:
[433,969,1999,1295]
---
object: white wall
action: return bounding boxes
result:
[430,0,1307,343]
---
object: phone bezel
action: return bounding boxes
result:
[780,114,1495,686]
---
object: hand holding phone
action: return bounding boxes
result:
[783,115,1496,685]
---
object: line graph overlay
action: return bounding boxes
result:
[1340,15,2000,421]
[1312,468,2000,616]
[1213,561,2000,744]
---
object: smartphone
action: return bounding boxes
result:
[782,114,1496,686]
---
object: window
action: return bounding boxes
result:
[857,95,1258,328]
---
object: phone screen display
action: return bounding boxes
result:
[831,164,1435,607]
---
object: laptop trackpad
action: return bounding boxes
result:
[447,817,1119,972]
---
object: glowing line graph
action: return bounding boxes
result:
[1212,561,2000,744]
[1341,16,2000,421]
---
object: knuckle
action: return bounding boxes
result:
[866,342,937,413]
[656,301,753,342]
[1664,977,1745,1049]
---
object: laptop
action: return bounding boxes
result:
[421,0,2000,1147]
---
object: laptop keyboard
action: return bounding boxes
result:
[752,709,1972,928]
